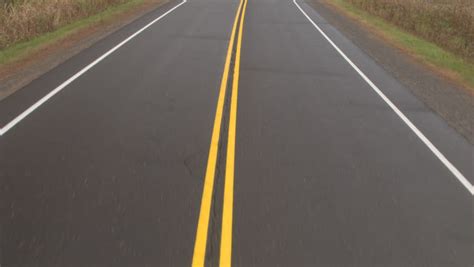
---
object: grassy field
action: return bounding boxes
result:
[345,0,474,63]
[329,0,474,90]
[0,0,154,65]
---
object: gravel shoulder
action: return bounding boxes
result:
[307,0,473,144]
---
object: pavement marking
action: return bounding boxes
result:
[0,0,186,137]
[219,0,248,265]
[191,0,244,265]
[293,0,474,195]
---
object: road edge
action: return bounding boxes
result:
[295,0,473,194]
[0,0,169,102]
[319,0,474,93]
[306,0,473,144]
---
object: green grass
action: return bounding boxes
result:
[0,0,146,65]
[329,0,474,90]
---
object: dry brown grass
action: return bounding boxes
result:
[0,0,130,49]
[345,0,474,62]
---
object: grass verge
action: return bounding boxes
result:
[325,0,474,92]
[0,0,148,65]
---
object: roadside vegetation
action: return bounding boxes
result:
[329,0,474,90]
[0,0,155,65]
[345,0,474,63]
[0,0,133,49]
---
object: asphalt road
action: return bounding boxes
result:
[0,0,473,266]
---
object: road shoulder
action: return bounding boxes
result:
[307,0,473,144]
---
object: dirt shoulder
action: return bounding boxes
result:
[0,0,167,101]
[307,0,473,144]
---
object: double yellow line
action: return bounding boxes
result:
[192,0,248,265]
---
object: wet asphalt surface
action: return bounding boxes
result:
[0,0,472,266]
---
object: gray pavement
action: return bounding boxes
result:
[0,0,472,266]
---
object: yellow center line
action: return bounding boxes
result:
[191,0,245,266]
[220,0,248,265]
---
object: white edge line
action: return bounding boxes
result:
[0,0,187,137]
[293,0,474,195]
